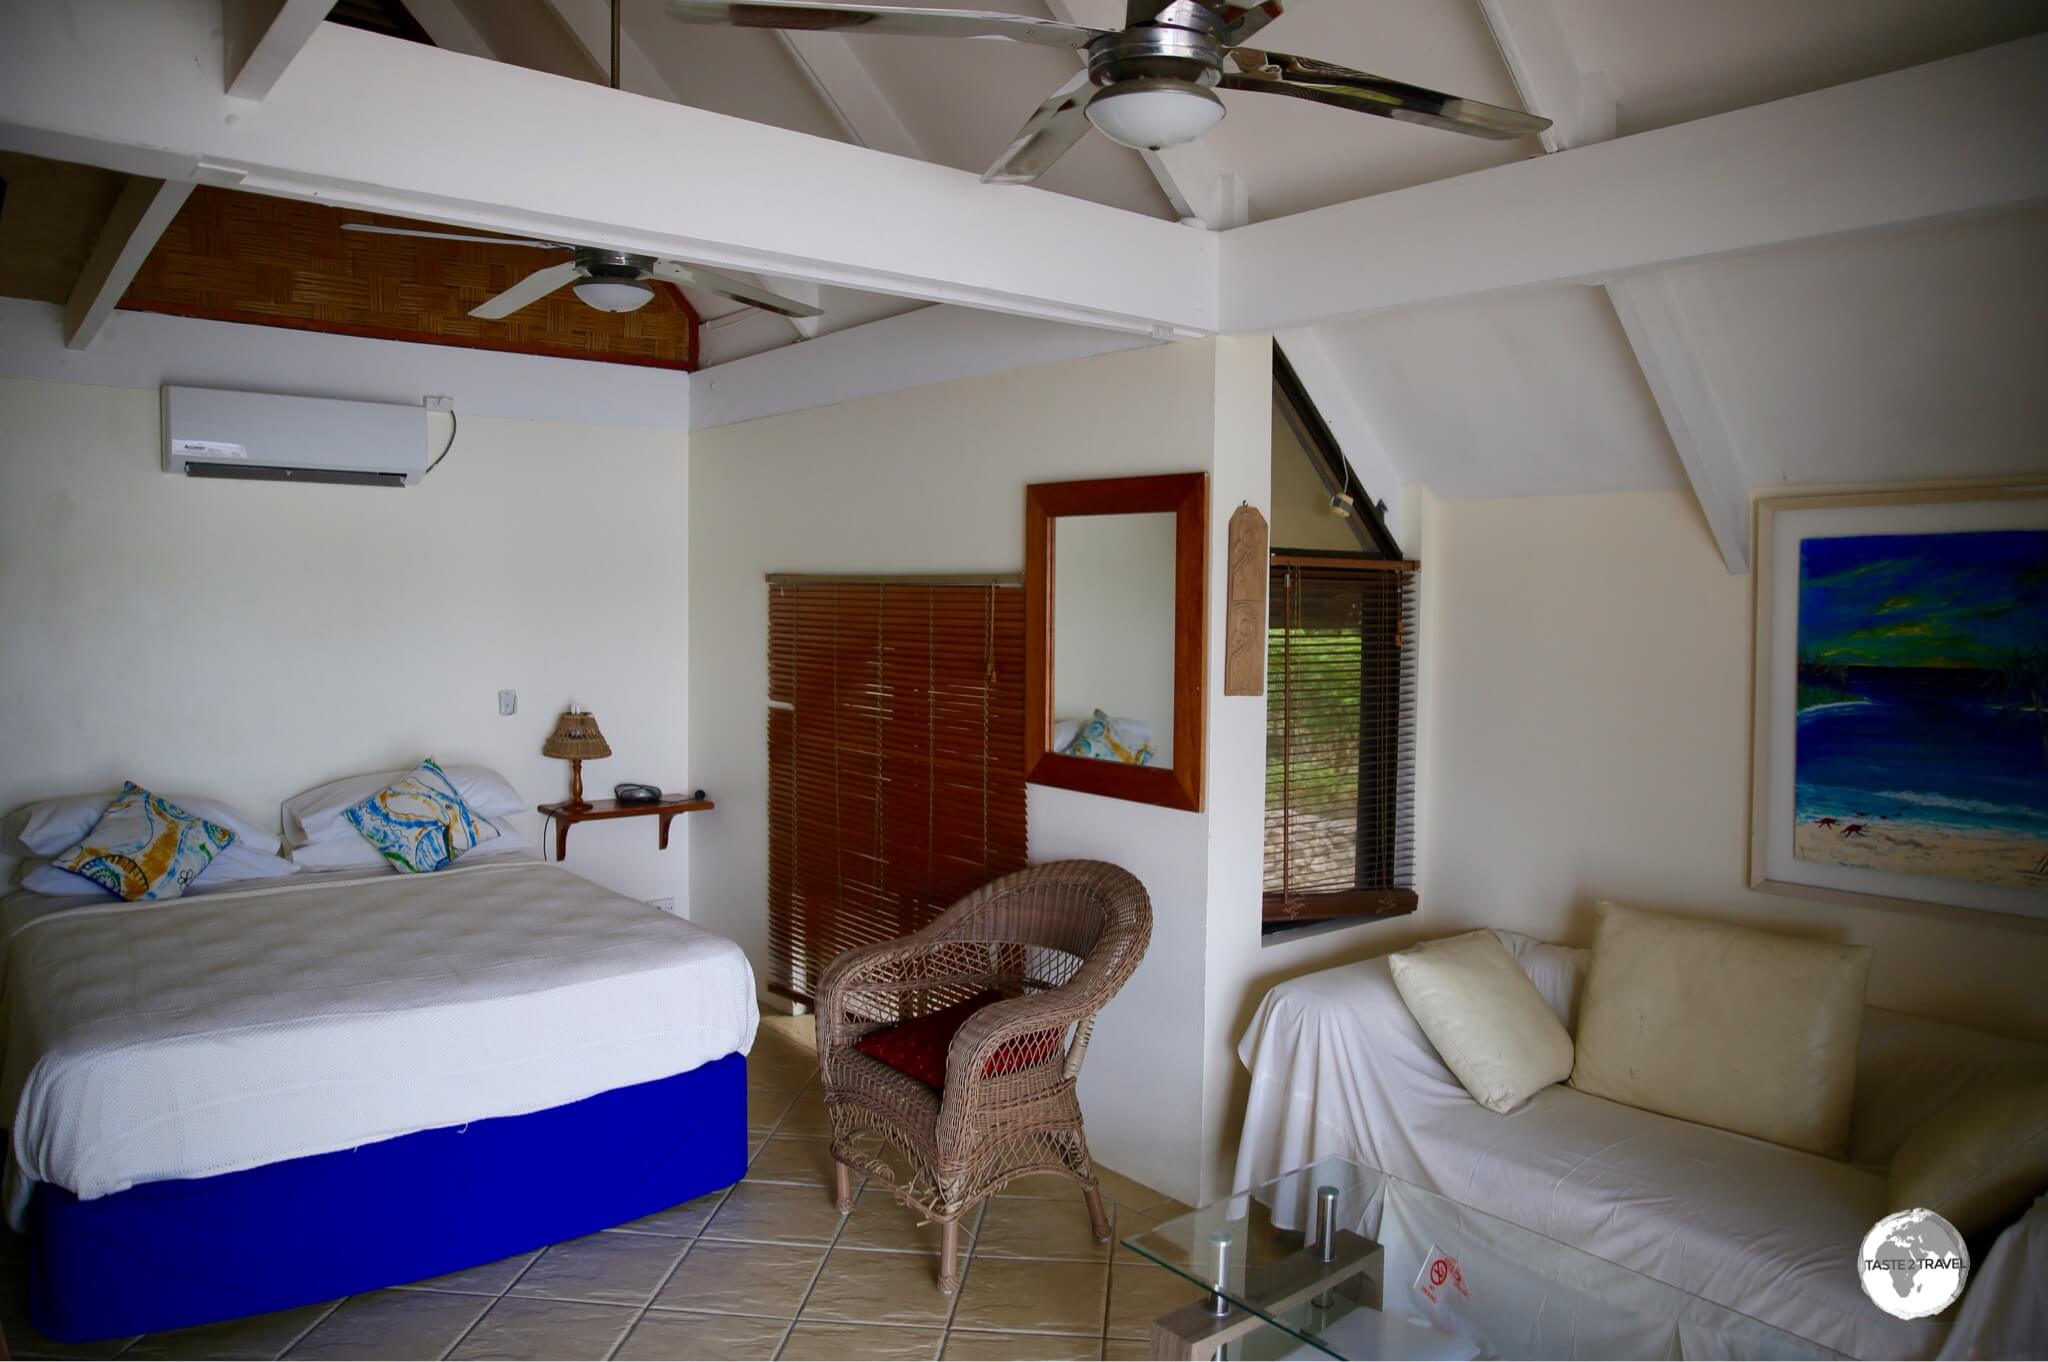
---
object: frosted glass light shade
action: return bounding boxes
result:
[572,278,656,312]
[1084,82,1225,151]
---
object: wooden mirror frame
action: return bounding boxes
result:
[1025,472,1208,812]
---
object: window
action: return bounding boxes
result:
[1263,345,1418,929]
[1264,557,1420,924]
[765,577,1029,1003]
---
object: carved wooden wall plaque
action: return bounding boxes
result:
[1225,504,1268,696]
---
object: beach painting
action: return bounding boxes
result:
[1793,529,2048,894]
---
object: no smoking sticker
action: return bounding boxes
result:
[1415,1245,1471,1306]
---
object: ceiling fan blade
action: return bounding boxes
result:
[983,70,1098,185]
[1219,1,1283,44]
[650,259,824,318]
[470,261,584,320]
[664,0,1101,49]
[342,223,574,252]
[1223,49,1550,140]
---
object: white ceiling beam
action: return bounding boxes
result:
[400,0,496,60]
[1042,0,1248,229]
[0,5,1215,338]
[1608,273,1750,573]
[777,32,926,161]
[773,279,824,340]
[223,0,334,100]
[1219,34,2048,333]
[1477,0,1608,154]
[542,0,680,98]
[63,175,195,350]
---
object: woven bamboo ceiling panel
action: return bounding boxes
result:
[120,187,697,370]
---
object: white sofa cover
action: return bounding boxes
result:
[1233,931,2048,1360]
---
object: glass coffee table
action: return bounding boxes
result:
[1120,1157,1837,1361]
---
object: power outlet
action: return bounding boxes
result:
[498,689,517,716]
[647,897,677,915]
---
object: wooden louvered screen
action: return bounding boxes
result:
[1264,556,1421,922]
[766,578,1029,1003]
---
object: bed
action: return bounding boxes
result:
[0,852,759,1341]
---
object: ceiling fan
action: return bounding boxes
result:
[663,0,1551,185]
[339,223,825,321]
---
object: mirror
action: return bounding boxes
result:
[1026,473,1207,811]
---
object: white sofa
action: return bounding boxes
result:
[1233,931,2048,1360]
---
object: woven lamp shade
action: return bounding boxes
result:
[543,710,612,761]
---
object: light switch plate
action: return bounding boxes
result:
[647,897,676,915]
[498,689,517,716]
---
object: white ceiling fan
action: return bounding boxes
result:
[338,223,825,321]
[664,0,1552,184]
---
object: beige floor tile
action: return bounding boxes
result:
[750,1086,806,1129]
[702,1179,847,1245]
[835,1187,981,1255]
[748,1134,850,1187]
[770,1088,834,1137]
[615,1187,731,1238]
[1104,1256,1204,1340]
[940,1329,1106,1360]
[949,1258,1107,1337]
[993,1172,1089,1200]
[445,1296,638,1361]
[121,1301,339,1360]
[395,1248,543,1295]
[778,1321,944,1360]
[1101,1339,1154,1360]
[652,1239,826,1317]
[800,1246,958,1327]
[282,1289,490,1360]
[1113,1197,1194,1238]
[757,1014,817,1053]
[615,1309,790,1361]
[506,1230,690,1305]
[976,1194,1112,1262]
[1090,1166,1173,1215]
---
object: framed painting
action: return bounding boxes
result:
[1750,487,2048,923]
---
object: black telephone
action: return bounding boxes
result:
[613,783,664,805]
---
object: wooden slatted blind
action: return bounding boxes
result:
[1264,557,1420,922]
[767,578,1029,1003]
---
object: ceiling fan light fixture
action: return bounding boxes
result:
[571,278,656,312]
[1083,79,1225,151]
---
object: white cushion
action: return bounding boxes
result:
[1890,1070,2048,1236]
[1389,929,1575,1115]
[4,793,281,858]
[282,764,526,847]
[1569,901,1871,1157]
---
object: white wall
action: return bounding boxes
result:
[1412,486,2048,1043]
[0,366,693,910]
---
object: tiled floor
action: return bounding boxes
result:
[1,1018,1203,1361]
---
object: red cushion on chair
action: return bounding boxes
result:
[854,991,1062,1090]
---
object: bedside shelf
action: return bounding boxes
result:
[536,795,714,861]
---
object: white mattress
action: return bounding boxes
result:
[1233,933,1959,1360]
[0,857,757,1223]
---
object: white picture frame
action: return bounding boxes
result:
[1749,486,2048,924]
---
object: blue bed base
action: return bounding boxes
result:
[26,1051,747,1342]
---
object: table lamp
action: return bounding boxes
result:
[542,705,611,810]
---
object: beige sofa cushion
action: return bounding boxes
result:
[1890,1071,2048,1236]
[1568,902,1871,1156]
[1390,930,1575,1114]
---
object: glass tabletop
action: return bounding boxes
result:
[1121,1157,1837,1361]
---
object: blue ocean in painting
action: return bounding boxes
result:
[1795,529,2048,848]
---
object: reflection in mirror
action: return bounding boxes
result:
[1052,513,1177,768]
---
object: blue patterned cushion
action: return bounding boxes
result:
[50,783,236,902]
[343,758,495,873]
[1063,710,1156,766]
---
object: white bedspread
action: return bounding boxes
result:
[0,858,757,1224]
[1231,933,1997,1361]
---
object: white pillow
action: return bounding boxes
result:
[283,764,526,847]
[21,842,300,897]
[291,816,533,870]
[1389,929,1575,1115]
[3,792,282,858]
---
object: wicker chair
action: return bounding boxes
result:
[814,860,1153,1294]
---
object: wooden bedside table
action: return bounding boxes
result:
[537,794,714,861]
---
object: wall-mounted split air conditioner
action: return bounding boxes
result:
[162,386,432,486]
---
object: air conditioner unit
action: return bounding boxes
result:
[163,386,432,486]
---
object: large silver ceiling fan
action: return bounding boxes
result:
[339,223,825,321]
[664,0,1551,184]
